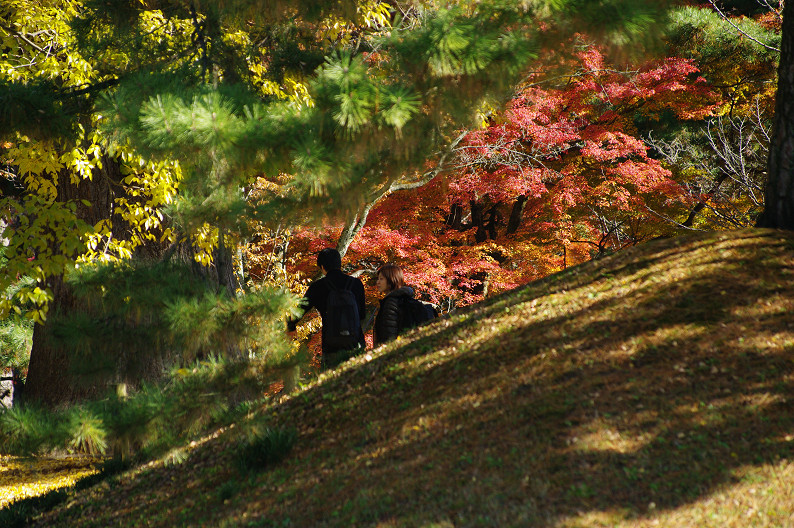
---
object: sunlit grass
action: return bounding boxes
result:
[0,456,99,509]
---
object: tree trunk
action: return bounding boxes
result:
[757,1,794,229]
[24,152,244,406]
[25,155,125,406]
[214,230,238,297]
[445,203,464,229]
[683,171,730,227]
[337,202,376,259]
[174,230,239,296]
[506,195,528,234]
[25,276,105,406]
[471,200,487,243]
[485,205,500,240]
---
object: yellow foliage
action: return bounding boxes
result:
[0,2,188,319]
[320,0,392,46]
[191,223,220,267]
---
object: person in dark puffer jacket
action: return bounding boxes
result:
[373,264,415,346]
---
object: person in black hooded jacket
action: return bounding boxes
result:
[288,248,366,368]
[373,264,415,346]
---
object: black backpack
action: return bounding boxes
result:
[399,297,437,331]
[324,277,361,350]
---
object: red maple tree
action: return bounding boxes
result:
[248,44,720,353]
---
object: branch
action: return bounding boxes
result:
[757,0,784,22]
[642,205,706,231]
[61,78,120,99]
[1,25,49,55]
[707,0,780,52]
[388,130,469,193]
[336,130,470,257]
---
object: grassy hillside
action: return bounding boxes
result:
[23,229,794,527]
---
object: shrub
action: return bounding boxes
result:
[236,426,297,473]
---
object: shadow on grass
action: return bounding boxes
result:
[239,229,794,527]
[32,229,794,527]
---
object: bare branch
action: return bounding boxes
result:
[336,130,470,257]
[707,0,780,52]
[388,130,469,193]
[4,27,49,54]
[757,0,784,22]
[642,205,707,231]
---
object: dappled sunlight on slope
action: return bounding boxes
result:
[33,229,794,528]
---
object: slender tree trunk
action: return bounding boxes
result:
[333,132,469,259]
[268,229,289,282]
[337,202,376,259]
[174,230,239,296]
[471,200,487,243]
[485,205,500,240]
[215,230,238,297]
[758,1,794,229]
[446,203,464,229]
[506,195,528,234]
[683,171,730,227]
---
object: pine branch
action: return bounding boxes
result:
[706,0,781,52]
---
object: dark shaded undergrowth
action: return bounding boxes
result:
[17,229,794,527]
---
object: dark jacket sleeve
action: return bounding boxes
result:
[303,281,321,313]
[374,296,403,345]
[287,281,320,331]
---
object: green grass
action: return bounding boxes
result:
[13,228,794,527]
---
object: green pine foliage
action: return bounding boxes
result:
[0,249,33,375]
[0,80,79,141]
[66,409,108,456]
[0,355,290,459]
[0,406,54,455]
[0,254,305,458]
[642,5,780,229]
[0,405,106,457]
[48,259,299,388]
[0,314,32,374]
[92,0,672,234]
[668,6,780,79]
[562,0,675,51]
